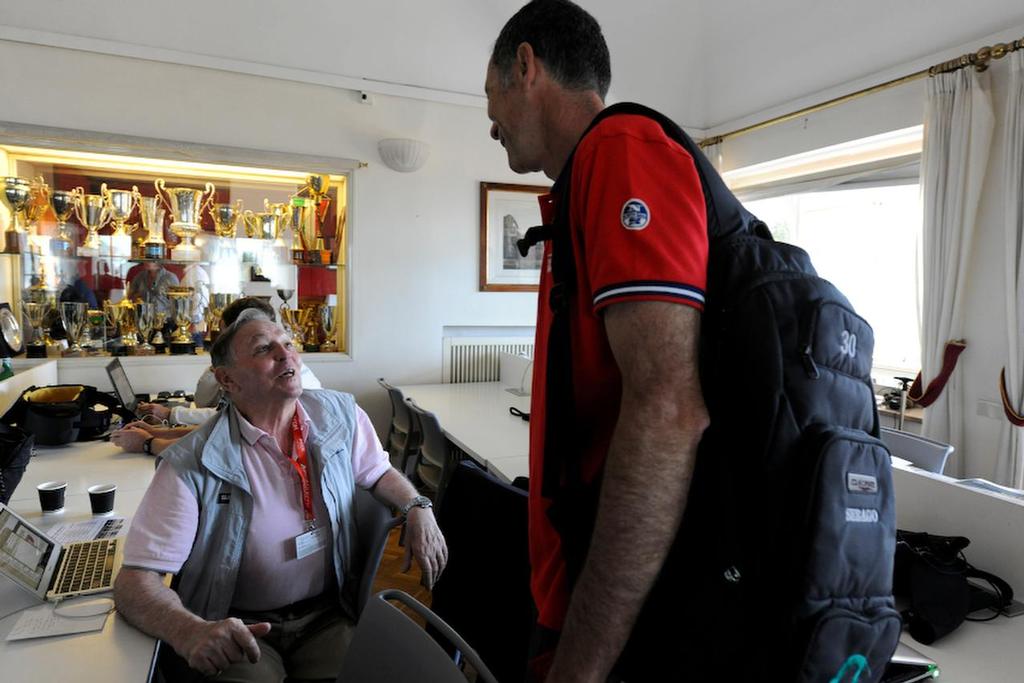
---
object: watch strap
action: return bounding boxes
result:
[400,495,433,516]
[143,437,155,455]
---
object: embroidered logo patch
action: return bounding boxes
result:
[620,198,650,230]
[217,491,231,504]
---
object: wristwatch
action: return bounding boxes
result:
[142,437,155,455]
[400,495,433,516]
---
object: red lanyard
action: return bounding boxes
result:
[287,412,315,528]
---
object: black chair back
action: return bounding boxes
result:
[430,461,531,683]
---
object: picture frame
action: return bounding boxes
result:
[479,181,550,292]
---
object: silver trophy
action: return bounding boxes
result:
[135,302,156,355]
[49,190,78,256]
[60,301,87,356]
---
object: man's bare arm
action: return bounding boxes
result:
[114,568,270,676]
[546,301,709,682]
[370,467,448,587]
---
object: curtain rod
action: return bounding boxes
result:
[699,36,1024,149]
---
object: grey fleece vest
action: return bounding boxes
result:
[158,389,359,620]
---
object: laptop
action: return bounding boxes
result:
[105,358,144,420]
[883,641,940,682]
[0,502,124,602]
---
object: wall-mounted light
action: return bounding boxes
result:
[377,138,430,173]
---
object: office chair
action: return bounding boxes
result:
[337,589,498,683]
[377,378,421,477]
[431,460,532,683]
[348,486,405,617]
[880,427,955,475]
[406,398,459,513]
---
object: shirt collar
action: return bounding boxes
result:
[233,400,311,448]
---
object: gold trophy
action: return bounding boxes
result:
[155,179,215,262]
[243,199,289,241]
[49,189,78,256]
[135,302,156,355]
[279,307,305,348]
[210,199,243,238]
[152,311,168,351]
[24,176,50,250]
[167,285,195,354]
[289,196,319,263]
[102,183,136,257]
[73,186,111,256]
[60,301,87,357]
[205,292,239,345]
[319,304,338,352]
[135,189,167,260]
[101,183,137,235]
[299,174,332,262]
[2,176,31,254]
[115,298,138,350]
[297,306,318,351]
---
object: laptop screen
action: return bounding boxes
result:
[106,359,137,413]
[0,506,56,593]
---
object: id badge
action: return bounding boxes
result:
[294,526,328,559]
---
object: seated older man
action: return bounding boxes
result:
[114,310,446,682]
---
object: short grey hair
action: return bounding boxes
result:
[210,308,274,368]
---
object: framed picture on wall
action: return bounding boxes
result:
[479,181,551,291]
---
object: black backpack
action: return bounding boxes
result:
[522,103,900,682]
[1,384,128,445]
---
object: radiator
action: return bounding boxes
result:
[442,337,534,383]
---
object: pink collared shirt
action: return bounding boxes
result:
[124,401,391,611]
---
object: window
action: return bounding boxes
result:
[724,127,923,382]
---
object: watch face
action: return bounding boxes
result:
[0,305,23,355]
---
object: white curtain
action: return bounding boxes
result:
[919,69,994,476]
[996,51,1024,488]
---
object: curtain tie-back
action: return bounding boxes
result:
[909,340,967,407]
[999,367,1024,426]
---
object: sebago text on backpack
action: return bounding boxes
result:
[521,103,900,682]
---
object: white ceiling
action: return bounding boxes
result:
[3,0,1024,130]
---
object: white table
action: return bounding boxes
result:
[889,459,1024,681]
[0,441,159,683]
[398,382,530,483]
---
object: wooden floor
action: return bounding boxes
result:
[370,524,432,623]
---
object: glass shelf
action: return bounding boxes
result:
[128,259,212,266]
[293,262,338,270]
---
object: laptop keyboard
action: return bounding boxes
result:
[54,538,117,596]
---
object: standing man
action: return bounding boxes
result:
[486,1,710,680]
[128,260,179,340]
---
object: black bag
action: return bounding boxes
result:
[523,103,900,682]
[1,385,127,445]
[0,423,34,504]
[894,530,1013,644]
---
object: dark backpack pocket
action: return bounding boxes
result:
[797,602,902,683]
[793,425,900,679]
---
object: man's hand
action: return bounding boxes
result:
[401,507,448,589]
[109,426,151,453]
[178,618,271,677]
[138,402,171,420]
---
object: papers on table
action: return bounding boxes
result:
[5,603,108,641]
[45,518,125,545]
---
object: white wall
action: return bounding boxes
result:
[0,39,545,433]
[714,24,1024,482]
